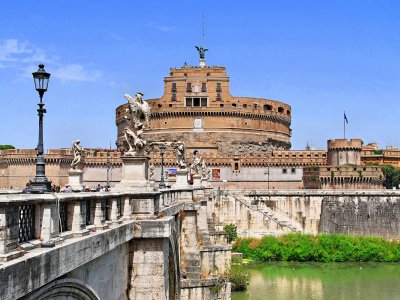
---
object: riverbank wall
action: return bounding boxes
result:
[211,190,400,239]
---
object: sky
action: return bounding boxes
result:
[1,0,400,151]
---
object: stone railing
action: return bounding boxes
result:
[0,188,187,263]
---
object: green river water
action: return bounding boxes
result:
[232,262,400,300]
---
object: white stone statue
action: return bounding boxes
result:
[124,126,146,156]
[120,91,151,156]
[149,163,155,181]
[71,140,84,169]
[172,141,187,169]
[191,150,203,175]
[201,160,211,180]
[124,92,151,129]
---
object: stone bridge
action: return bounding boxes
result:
[0,186,231,300]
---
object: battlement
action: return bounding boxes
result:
[328,139,362,150]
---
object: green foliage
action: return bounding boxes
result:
[382,164,400,189]
[374,149,383,155]
[233,234,400,263]
[0,145,15,150]
[310,174,318,182]
[228,262,250,291]
[223,224,238,243]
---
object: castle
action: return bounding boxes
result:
[0,49,386,190]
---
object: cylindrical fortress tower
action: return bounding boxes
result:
[327,139,362,166]
[116,65,292,155]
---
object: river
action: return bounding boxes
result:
[232,262,400,300]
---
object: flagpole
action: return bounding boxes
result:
[344,113,345,139]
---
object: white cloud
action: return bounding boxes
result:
[157,26,175,32]
[0,39,31,61]
[146,22,176,32]
[53,64,102,82]
[0,38,102,82]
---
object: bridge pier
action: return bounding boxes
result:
[129,238,172,299]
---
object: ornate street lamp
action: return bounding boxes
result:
[29,64,52,193]
[159,144,166,189]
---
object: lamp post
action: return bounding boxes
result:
[159,143,166,189]
[29,64,52,193]
[106,153,110,187]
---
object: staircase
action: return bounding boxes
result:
[228,192,303,233]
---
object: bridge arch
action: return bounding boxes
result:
[24,278,99,300]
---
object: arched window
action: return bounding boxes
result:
[278,107,284,113]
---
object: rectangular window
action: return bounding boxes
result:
[216,93,222,101]
[282,169,287,174]
[216,82,222,92]
[171,83,177,92]
[171,93,177,101]
[291,168,296,174]
[186,83,192,92]
[185,97,208,107]
[194,85,199,93]
[201,83,207,92]
[185,98,193,106]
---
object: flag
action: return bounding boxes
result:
[344,112,348,124]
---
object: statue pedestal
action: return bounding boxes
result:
[116,156,148,190]
[193,174,202,188]
[173,169,190,189]
[68,169,83,192]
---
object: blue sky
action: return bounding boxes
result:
[1,0,400,150]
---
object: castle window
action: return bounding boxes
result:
[194,85,199,93]
[171,83,177,92]
[282,169,287,174]
[216,83,222,92]
[243,104,247,108]
[216,93,222,101]
[220,104,224,107]
[171,93,177,101]
[264,104,272,111]
[184,73,187,76]
[232,103,237,107]
[287,110,291,115]
[169,104,172,107]
[207,72,210,76]
[234,162,239,170]
[185,97,208,107]
[291,168,296,174]
[186,83,192,92]
[158,104,162,108]
[201,83,207,92]
[253,104,258,109]
[278,107,284,113]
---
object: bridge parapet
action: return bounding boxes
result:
[0,188,190,262]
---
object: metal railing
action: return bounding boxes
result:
[18,204,35,243]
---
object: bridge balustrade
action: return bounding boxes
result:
[0,190,187,262]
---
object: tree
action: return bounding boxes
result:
[382,164,400,189]
[223,224,238,243]
[0,145,15,150]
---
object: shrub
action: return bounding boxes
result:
[223,224,238,243]
[228,262,250,291]
[232,233,400,263]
